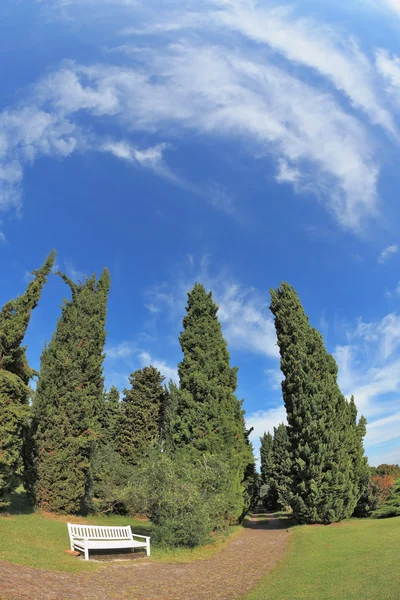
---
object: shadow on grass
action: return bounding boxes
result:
[1,487,34,515]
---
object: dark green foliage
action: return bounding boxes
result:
[0,251,55,507]
[91,444,134,514]
[260,432,273,484]
[260,431,278,509]
[271,424,292,509]
[371,480,400,519]
[118,366,167,465]
[162,381,181,453]
[270,283,368,524]
[101,386,121,446]
[169,283,254,520]
[28,270,110,514]
[123,450,236,547]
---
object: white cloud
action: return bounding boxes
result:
[146,258,278,359]
[381,0,400,14]
[246,404,287,464]
[65,261,85,282]
[106,341,136,359]
[0,230,6,244]
[378,244,398,264]
[335,312,400,462]
[376,49,400,107]
[205,0,396,137]
[217,283,278,358]
[138,350,178,383]
[1,0,385,232]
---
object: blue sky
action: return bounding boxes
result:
[1,0,400,466]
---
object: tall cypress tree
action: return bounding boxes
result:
[270,283,366,523]
[117,366,167,465]
[28,269,110,514]
[271,423,292,509]
[260,432,274,484]
[101,386,121,447]
[172,283,254,519]
[0,251,55,506]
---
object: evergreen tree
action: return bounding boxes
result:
[101,386,121,446]
[270,282,366,524]
[118,366,167,465]
[28,270,110,514]
[260,432,273,484]
[0,251,55,506]
[171,283,254,519]
[271,423,292,509]
[162,381,181,453]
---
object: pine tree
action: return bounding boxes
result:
[271,423,292,509]
[172,283,254,519]
[28,269,110,514]
[0,251,55,506]
[118,366,167,465]
[101,386,121,446]
[270,282,366,524]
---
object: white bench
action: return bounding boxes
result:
[67,523,151,561]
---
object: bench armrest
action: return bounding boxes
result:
[131,533,151,541]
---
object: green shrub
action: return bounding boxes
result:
[121,450,237,547]
[372,480,400,519]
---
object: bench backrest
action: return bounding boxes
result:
[68,523,133,541]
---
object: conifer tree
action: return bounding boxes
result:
[270,283,366,524]
[0,251,55,506]
[260,432,273,484]
[101,386,121,446]
[271,423,292,509]
[172,283,254,519]
[28,269,110,514]
[118,366,167,465]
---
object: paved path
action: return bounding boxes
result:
[0,514,290,600]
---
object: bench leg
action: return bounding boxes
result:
[146,540,150,557]
[84,542,89,561]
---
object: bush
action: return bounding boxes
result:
[121,450,238,547]
[371,479,400,519]
[353,474,395,517]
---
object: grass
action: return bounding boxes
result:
[245,515,400,600]
[0,488,243,572]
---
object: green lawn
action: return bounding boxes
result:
[0,488,242,572]
[246,516,400,600]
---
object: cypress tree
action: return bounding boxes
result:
[29,269,110,514]
[0,251,55,506]
[271,423,292,509]
[101,386,121,446]
[259,431,278,508]
[118,366,167,465]
[260,432,273,484]
[172,283,254,519]
[270,282,366,523]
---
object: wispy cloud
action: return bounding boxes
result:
[105,341,178,383]
[1,0,388,232]
[378,243,398,264]
[0,230,6,244]
[138,350,178,383]
[65,260,85,282]
[106,341,136,359]
[335,312,400,463]
[145,257,278,359]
